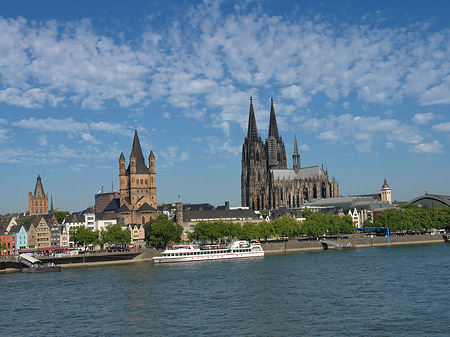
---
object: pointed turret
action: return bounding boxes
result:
[293,133,298,154]
[293,132,300,173]
[50,194,54,212]
[34,174,45,198]
[268,98,280,140]
[128,129,148,174]
[247,97,259,141]
[149,151,155,174]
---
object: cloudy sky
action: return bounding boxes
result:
[1,0,450,213]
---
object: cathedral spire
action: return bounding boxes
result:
[247,96,259,141]
[268,98,280,140]
[50,194,53,212]
[129,129,148,174]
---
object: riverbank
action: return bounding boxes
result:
[262,233,446,254]
[1,234,446,272]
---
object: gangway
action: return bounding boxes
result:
[19,253,42,267]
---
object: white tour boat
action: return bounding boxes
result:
[152,240,264,263]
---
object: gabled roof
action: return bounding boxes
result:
[8,224,25,234]
[30,215,45,226]
[137,203,156,212]
[128,129,148,174]
[103,198,121,212]
[117,204,130,213]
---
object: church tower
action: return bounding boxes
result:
[241,97,269,210]
[118,129,157,224]
[292,132,300,173]
[266,98,287,169]
[28,174,49,215]
[381,177,392,204]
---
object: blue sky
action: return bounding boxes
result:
[1,0,450,213]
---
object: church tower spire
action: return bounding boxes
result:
[266,98,287,169]
[247,96,259,141]
[293,132,300,173]
[268,98,280,140]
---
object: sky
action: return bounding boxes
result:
[1,0,450,213]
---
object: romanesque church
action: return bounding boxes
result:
[241,98,340,210]
[115,129,158,224]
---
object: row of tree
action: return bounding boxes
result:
[71,205,450,249]
[70,223,131,250]
[370,205,450,232]
[187,211,355,243]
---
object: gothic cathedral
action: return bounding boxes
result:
[118,129,158,225]
[241,98,340,210]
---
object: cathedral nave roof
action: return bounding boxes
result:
[272,165,324,181]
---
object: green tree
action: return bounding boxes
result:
[53,211,71,224]
[101,223,131,247]
[70,226,99,250]
[146,214,183,247]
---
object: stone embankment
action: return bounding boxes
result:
[1,234,446,272]
[261,234,446,254]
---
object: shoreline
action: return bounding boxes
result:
[1,234,447,272]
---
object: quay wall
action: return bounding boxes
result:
[261,234,446,254]
[1,234,446,271]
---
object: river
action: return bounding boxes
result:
[1,243,449,336]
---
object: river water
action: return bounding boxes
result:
[1,243,449,336]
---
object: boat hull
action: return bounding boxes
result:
[153,251,264,264]
[21,266,61,273]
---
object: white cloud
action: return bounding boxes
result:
[385,142,394,149]
[159,145,189,166]
[13,117,132,137]
[432,122,450,132]
[413,112,435,124]
[299,144,310,151]
[411,140,444,154]
[39,135,47,146]
[81,133,99,144]
[192,137,202,142]
[302,114,423,152]
[163,112,171,119]
[70,163,88,172]
[0,7,448,123]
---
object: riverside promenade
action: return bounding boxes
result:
[1,234,446,272]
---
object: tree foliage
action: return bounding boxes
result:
[371,206,450,232]
[53,211,71,224]
[145,214,183,247]
[100,223,131,246]
[186,212,356,243]
[70,226,99,249]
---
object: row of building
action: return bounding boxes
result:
[0,209,146,256]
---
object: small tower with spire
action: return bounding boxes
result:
[292,132,300,173]
[28,174,49,215]
[381,177,392,204]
